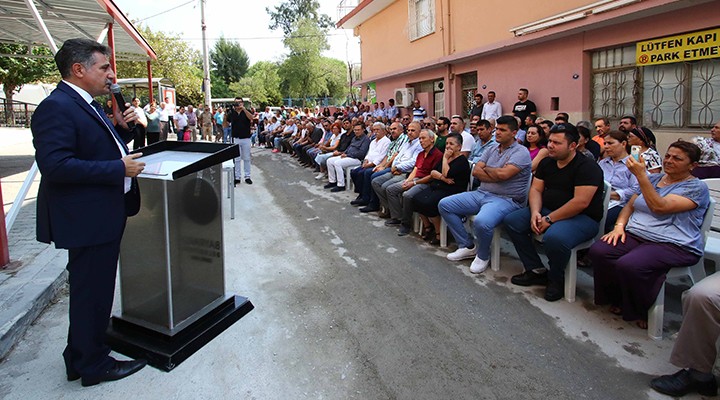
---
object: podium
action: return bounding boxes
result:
[106,141,254,371]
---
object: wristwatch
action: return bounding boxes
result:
[544,215,553,225]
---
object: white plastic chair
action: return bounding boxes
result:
[647,197,715,340]
[533,181,611,303]
[700,179,720,271]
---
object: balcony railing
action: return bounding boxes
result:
[336,0,359,22]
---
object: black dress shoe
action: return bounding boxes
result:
[351,200,368,207]
[233,179,241,186]
[67,369,81,381]
[397,225,411,236]
[651,369,718,397]
[510,270,548,287]
[323,182,337,189]
[245,178,253,185]
[81,359,148,387]
[359,206,379,213]
[330,186,345,192]
[384,218,401,226]
[544,280,563,302]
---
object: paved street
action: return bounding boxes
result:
[0,135,692,399]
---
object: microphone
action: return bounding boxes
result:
[110,83,135,130]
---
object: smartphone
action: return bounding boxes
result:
[631,145,641,161]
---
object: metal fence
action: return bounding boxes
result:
[0,100,37,128]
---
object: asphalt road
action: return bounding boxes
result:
[0,145,678,400]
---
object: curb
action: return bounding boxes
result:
[0,245,67,360]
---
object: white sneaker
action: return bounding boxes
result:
[469,257,489,274]
[315,172,326,180]
[447,246,476,261]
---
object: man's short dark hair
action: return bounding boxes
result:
[496,115,518,131]
[621,115,637,125]
[477,119,491,129]
[549,122,579,144]
[519,88,529,95]
[353,121,366,130]
[555,112,570,122]
[474,93,483,99]
[488,91,496,96]
[55,38,111,79]
[438,116,451,127]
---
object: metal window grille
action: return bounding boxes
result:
[408,0,435,41]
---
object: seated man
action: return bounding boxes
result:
[349,122,391,204]
[273,118,297,153]
[503,123,604,301]
[367,121,423,217]
[650,272,719,397]
[439,115,532,273]
[386,128,442,235]
[324,122,371,192]
[298,120,328,167]
[356,122,408,209]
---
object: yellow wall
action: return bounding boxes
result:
[357,0,604,79]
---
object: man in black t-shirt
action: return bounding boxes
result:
[470,93,484,118]
[512,88,537,130]
[503,122,604,302]
[225,97,254,184]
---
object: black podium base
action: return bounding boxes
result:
[106,295,254,371]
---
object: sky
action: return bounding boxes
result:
[113,0,361,65]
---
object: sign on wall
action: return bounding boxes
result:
[367,82,377,104]
[636,28,720,66]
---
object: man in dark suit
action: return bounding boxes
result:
[31,38,147,387]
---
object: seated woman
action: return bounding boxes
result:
[522,125,548,173]
[598,130,639,232]
[628,127,662,173]
[589,141,710,329]
[691,120,720,179]
[410,133,470,245]
[314,123,343,180]
[577,125,599,160]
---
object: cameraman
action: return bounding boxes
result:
[225,97,254,185]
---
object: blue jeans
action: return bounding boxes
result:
[223,127,232,143]
[503,207,599,282]
[438,191,520,260]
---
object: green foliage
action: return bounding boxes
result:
[278,18,347,105]
[209,71,233,99]
[267,0,333,36]
[0,43,57,100]
[210,37,249,85]
[115,26,203,106]
[228,61,283,108]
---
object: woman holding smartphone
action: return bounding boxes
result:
[589,140,709,329]
[598,130,639,233]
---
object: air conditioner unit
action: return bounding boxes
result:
[394,88,415,107]
[434,80,444,92]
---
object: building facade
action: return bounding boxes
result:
[338,0,720,149]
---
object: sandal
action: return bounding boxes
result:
[609,306,623,316]
[422,226,435,241]
[429,233,441,246]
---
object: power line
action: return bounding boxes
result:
[179,33,354,41]
[135,0,197,22]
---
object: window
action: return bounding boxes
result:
[408,0,435,41]
[591,45,720,130]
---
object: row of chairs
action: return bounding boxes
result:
[424,177,719,339]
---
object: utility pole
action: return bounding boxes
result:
[200,0,212,107]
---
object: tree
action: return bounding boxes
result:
[267,0,333,36]
[115,26,203,106]
[279,18,329,105]
[210,37,249,85]
[227,61,282,108]
[247,61,282,106]
[0,43,56,124]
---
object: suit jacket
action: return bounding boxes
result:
[32,81,139,249]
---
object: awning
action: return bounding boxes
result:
[0,0,156,61]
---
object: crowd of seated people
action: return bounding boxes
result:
[256,101,719,397]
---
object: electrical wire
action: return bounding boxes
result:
[135,0,197,22]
